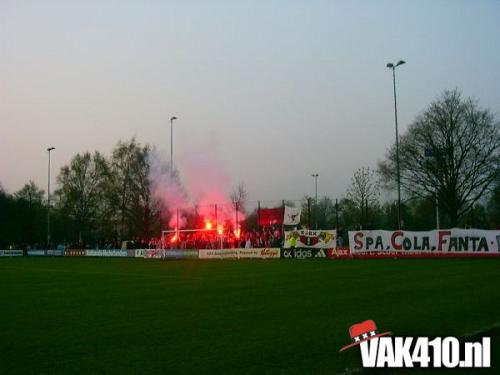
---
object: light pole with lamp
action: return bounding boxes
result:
[312,173,319,229]
[386,60,405,229]
[47,147,55,248]
[170,116,177,173]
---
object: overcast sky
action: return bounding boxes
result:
[1,0,499,206]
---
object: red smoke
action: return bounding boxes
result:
[149,147,245,231]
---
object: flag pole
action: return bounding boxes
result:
[281,200,285,240]
[257,200,261,231]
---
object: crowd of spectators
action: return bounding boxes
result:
[2,227,285,251]
[160,226,284,249]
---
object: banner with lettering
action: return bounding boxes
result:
[349,229,500,253]
[199,248,280,259]
[284,229,337,249]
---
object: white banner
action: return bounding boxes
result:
[283,206,301,225]
[144,249,163,259]
[284,229,337,249]
[238,248,280,259]
[198,249,220,259]
[27,250,46,256]
[349,229,500,253]
[0,250,23,257]
[199,248,280,259]
[198,249,237,259]
[86,249,128,257]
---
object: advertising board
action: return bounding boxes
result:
[199,248,280,259]
[280,248,328,259]
[86,249,128,257]
[64,249,86,257]
[164,249,199,259]
[349,229,500,254]
[198,249,223,259]
[47,249,64,256]
[238,248,280,259]
[27,250,46,256]
[135,249,146,258]
[0,250,23,257]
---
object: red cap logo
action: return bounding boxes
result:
[339,320,391,352]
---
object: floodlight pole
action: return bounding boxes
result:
[335,198,339,232]
[387,60,405,230]
[312,174,319,229]
[170,116,177,173]
[47,147,55,247]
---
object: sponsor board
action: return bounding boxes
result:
[349,229,500,253]
[26,249,64,256]
[199,248,280,259]
[238,248,280,259]
[237,249,261,258]
[284,229,336,249]
[0,250,23,257]
[27,250,46,256]
[164,249,199,259]
[143,249,199,259]
[221,249,239,259]
[198,249,220,259]
[135,249,146,258]
[64,249,86,257]
[198,249,233,259]
[47,249,64,256]
[85,249,128,257]
[144,249,163,259]
[280,248,328,259]
[327,248,350,257]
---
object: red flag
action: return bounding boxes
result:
[258,208,284,226]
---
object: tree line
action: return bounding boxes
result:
[303,90,499,233]
[0,89,498,249]
[1,139,162,249]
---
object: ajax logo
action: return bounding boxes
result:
[340,320,491,369]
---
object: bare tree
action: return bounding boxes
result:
[379,89,500,226]
[230,182,248,230]
[230,182,248,214]
[346,167,380,228]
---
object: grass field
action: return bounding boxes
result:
[1,257,499,374]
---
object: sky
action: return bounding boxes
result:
[1,0,499,207]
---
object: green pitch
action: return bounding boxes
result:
[1,257,499,374]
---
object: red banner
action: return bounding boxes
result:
[258,208,284,225]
